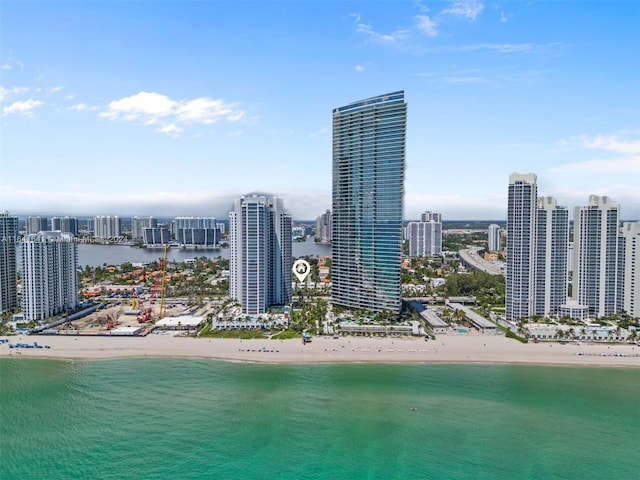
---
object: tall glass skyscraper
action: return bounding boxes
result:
[331,91,406,313]
[0,211,19,313]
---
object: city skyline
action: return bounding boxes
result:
[1,1,639,220]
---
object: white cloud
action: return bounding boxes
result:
[2,183,639,221]
[0,86,30,102]
[0,186,332,220]
[355,64,365,72]
[442,0,485,20]
[100,91,245,135]
[416,1,430,13]
[69,103,90,111]
[551,133,640,174]
[2,64,11,70]
[48,86,64,94]
[16,61,24,72]
[454,43,534,53]
[444,75,489,84]
[549,156,640,174]
[157,124,183,136]
[176,97,245,124]
[577,134,640,155]
[101,91,176,121]
[500,12,509,23]
[356,23,410,44]
[415,15,438,37]
[2,99,44,116]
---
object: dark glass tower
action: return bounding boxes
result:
[331,91,406,313]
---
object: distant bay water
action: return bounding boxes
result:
[1,359,638,480]
[76,236,331,267]
[15,237,331,269]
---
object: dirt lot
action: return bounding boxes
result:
[59,302,188,334]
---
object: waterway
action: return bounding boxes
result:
[74,236,331,267]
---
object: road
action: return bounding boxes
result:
[458,248,505,276]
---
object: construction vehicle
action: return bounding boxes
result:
[137,244,169,323]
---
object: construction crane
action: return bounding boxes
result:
[137,244,169,323]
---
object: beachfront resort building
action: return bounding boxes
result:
[507,174,633,322]
[21,231,78,321]
[0,211,19,313]
[407,211,442,257]
[229,194,292,315]
[507,176,571,321]
[618,221,640,318]
[331,91,406,313]
[534,196,569,317]
[506,173,538,322]
[572,195,620,318]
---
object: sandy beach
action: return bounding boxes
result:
[2,333,640,367]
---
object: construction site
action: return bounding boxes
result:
[42,246,212,336]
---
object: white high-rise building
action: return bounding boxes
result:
[21,232,78,321]
[0,211,19,313]
[229,194,292,314]
[173,217,217,243]
[408,211,442,257]
[51,216,79,236]
[488,224,501,252]
[506,173,538,322]
[94,215,122,239]
[534,196,569,317]
[315,210,332,243]
[617,222,640,318]
[131,216,157,240]
[572,195,620,318]
[26,216,48,234]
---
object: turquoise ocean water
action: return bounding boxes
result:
[1,359,638,479]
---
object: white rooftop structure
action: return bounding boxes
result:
[111,326,142,336]
[448,303,497,331]
[155,316,204,328]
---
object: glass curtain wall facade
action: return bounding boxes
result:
[332,91,406,313]
[0,212,19,313]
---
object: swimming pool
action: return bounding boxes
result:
[456,328,469,334]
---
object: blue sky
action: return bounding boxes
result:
[1,0,639,220]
